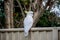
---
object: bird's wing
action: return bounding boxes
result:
[24,16,33,36]
[24,16,33,31]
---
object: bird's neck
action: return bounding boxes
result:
[27,14,33,17]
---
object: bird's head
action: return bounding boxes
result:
[25,11,33,16]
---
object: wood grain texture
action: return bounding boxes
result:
[0,27,59,40]
[53,28,58,40]
[31,31,40,40]
[58,31,60,40]
[47,31,53,40]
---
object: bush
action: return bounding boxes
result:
[36,10,57,27]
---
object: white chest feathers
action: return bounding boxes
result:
[24,11,33,37]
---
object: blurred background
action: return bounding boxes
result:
[0,0,60,28]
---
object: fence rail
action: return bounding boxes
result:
[0,27,60,40]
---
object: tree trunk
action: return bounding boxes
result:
[32,0,56,27]
[32,0,44,27]
[10,0,14,28]
[4,0,14,28]
[4,0,11,28]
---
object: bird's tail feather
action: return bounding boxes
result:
[24,26,32,37]
[24,31,28,37]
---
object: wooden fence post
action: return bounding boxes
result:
[53,28,58,40]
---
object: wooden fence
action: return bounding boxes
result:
[0,27,60,40]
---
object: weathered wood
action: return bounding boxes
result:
[17,32,20,40]
[0,33,2,40]
[12,32,15,40]
[8,32,12,40]
[6,32,9,40]
[19,32,25,40]
[53,28,58,40]
[58,30,60,40]
[15,32,19,40]
[0,27,60,40]
[1,33,6,40]
[40,31,47,40]
[0,33,1,40]
[47,31,53,40]
[31,31,40,40]
[0,27,53,32]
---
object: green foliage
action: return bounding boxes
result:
[19,0,30,5]
[13,12,22,28]
[14,0,31,28]
[57,0,60,4]
[36,10,57,27]
[0,1,4,17]
[0,1,5,28]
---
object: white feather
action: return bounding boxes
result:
[24,11,33,37]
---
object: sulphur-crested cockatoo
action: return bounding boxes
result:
[24,11,33,37]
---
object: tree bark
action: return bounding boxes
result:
[10,0,14,28]
[4,0,11,28]
[32,0,44,27]
[4,0,14,28]
[32,0,56,27]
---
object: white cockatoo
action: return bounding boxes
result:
[24,11,33,37]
